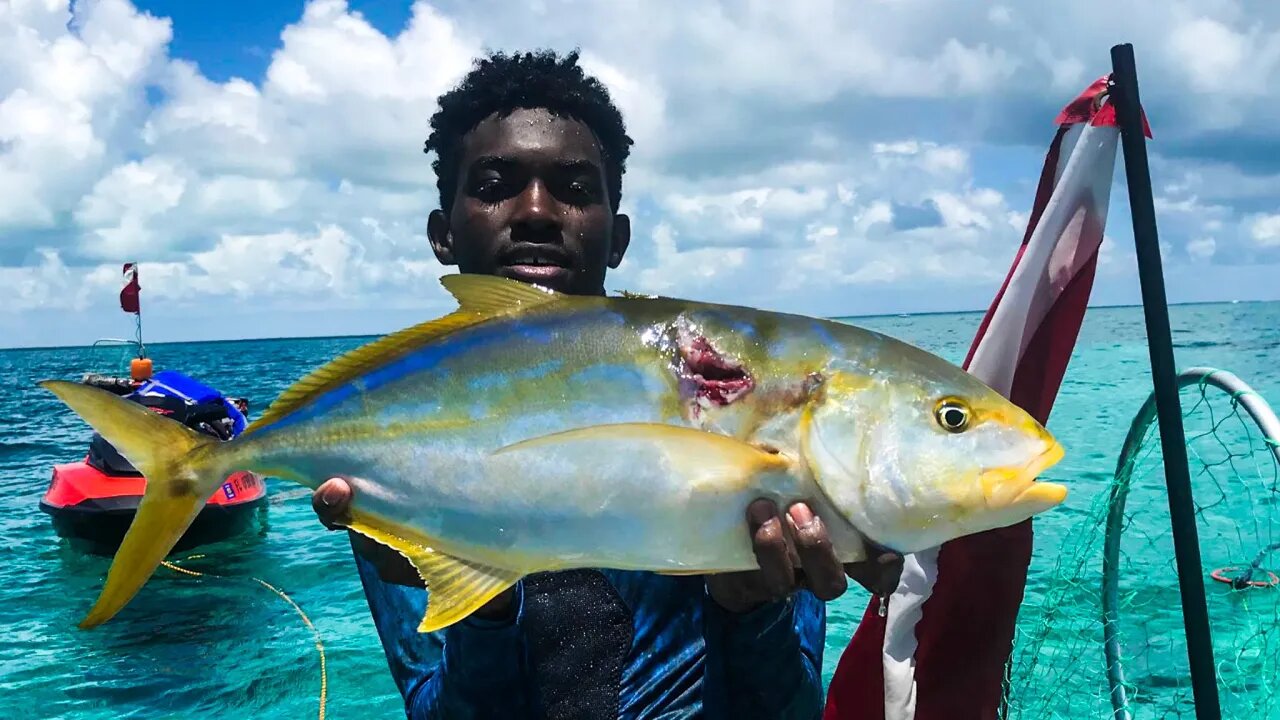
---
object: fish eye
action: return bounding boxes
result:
[934,398,971,433]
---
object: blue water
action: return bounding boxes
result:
[2,301,1277,718]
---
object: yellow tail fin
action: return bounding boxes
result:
[40,380,228,629]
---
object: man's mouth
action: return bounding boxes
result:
[498,247,574,285]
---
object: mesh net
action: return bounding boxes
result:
[1002,370,1280,720]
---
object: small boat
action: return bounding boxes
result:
[40,264,267,555]
[40,366,269,555]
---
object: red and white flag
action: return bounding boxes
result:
[120,262,141,314]
[824,76,1151,720]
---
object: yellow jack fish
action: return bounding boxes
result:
[41,274,1066,633]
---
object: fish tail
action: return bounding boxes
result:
[40,380,233,629]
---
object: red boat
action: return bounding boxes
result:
[42,265,268,554]
[41,363,268,555]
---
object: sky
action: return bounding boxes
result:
[1,0,1279,348]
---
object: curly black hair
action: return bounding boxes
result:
[423,49,633,215]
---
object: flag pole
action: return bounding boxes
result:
[1108,43,1222,720]
[120,262,145,359]
[134,262,144,358]
[135,307,145,358]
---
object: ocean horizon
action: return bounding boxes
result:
[5,297,1274,353]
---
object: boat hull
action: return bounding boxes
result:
[41,460,267,555]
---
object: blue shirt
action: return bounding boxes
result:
[348,535,827,719]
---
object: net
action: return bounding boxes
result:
[1003,368,1280,720]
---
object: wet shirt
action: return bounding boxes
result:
[349,537,827,719]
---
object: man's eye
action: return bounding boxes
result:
[473,178,507,198]
[564,180,597,202]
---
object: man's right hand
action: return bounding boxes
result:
[312,477,518,622]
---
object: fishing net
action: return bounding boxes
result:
[1002,367,1280,720]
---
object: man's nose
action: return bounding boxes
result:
[511,179,562,234]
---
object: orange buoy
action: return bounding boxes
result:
[130,357,154,382]
[1211,566,1280,589]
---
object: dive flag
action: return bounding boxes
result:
[120,263,140,314]
[823,76,1150,720]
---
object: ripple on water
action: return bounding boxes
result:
[3,303,1278,715]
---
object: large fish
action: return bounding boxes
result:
[42,274,1066,633]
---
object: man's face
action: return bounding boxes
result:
[428,107,630,296]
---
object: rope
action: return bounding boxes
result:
[160,556,327,720]
[1247,542,1280,575]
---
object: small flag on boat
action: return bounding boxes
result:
[823,76,1150,720]
[120,263,140,314]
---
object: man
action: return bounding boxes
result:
[310,49,902,719]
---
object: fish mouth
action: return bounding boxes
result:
[978,440,1067,511]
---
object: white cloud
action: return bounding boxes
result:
[1165,14,1280,97]
[141,0,477,190]
[620,223,747,295]
[1187,236,1217,260]
[930,190,1000,232]
[2,0,1279,346]
[74,156,188,257]
[872,141,970,176]
[0,0,169,232]
[0,246,131,312]
[1249,214,1280,247]
[661,187,831,245]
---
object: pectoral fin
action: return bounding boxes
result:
[492,422,795,491]
[346,514,522,633]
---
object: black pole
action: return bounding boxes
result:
[1108,43,1222,720]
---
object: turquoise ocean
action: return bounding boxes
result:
[2,301,1278,718]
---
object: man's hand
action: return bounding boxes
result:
[706,499,904,614]
[311,478,518,622]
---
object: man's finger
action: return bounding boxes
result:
[872,552,905,594]
[845,551,905,595]
[312,477,353,530]
[786,503,847,601]
[746,499,795,598]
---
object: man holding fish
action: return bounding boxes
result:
[299,50,1057,718]
[311,49,905,719]
[42,49,1066,720]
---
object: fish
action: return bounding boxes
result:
[40,273,1067,634]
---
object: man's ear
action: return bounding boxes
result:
[428,208,455,265]
[608,213,631,269]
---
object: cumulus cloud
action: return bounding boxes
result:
[0,0,169,233]
[1249,214,1280,248]
[1186,236,1217,260]
[2,0,477,325]
[1,0,1279,345]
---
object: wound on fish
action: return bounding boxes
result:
[678,335,754,406]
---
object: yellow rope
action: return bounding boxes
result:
[160,556,327,720]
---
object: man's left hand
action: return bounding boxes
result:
[706,499,904,614]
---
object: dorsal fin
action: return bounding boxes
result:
[441,274,564,314]
[616,289,659,300]
[243,274,564,435]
